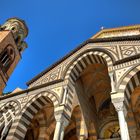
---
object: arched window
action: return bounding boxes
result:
[0,45,15,72]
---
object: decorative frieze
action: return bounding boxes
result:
[120,45,140,59]
[29,66,62,88]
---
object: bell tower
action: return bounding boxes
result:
[0,18,28,95]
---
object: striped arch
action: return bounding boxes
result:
[118,65,140,110]
[6,90,60,140]
[38,103,56,140]
[0,100,20,132]
[0,100,20,115]
[26,103,56,140]
[64,51,113,84]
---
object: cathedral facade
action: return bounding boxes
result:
[0,18,140,140]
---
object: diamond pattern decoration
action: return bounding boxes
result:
[30,67,61,87]
[123,50,134,56]
[121,46,136,58]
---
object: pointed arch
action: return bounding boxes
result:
[0,100,20,136]
[6,90,60,140]
[118,65,140,109]
[64,50,113,85]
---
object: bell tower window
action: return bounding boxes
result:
[0,45,15,72]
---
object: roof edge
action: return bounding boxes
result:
[92,24,140,39]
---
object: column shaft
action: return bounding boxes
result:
[118,110,128,140]
[60,129,65,140]
[53,121,62,140]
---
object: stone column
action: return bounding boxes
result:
[53,114,69,140]
[111,94,130,140]
[109,72,116,93]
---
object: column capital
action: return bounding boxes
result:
[54,113,69,128]
[109,71,114,76]
[113,101,124,112]
[111,93,125,112]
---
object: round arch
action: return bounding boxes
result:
[6,90,60,140]
[63,50,113,84]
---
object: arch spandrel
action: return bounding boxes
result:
[113,63,140,91]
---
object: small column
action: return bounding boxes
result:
[111,94,130,140]
[60,118,69,140]
[53,121,62,140]
[53,114,69,140]
[109,72,116,93]
[61,86,68,105]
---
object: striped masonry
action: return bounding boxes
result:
[65,51,113,85]
[6,91,59,140]
[0,101,19,136]
[118,65,140,110]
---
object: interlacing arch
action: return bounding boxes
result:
[6,90,60,140]
[0,100,20,140]
[64,51,113,84]
[118,65,140,110]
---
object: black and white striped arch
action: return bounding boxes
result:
[6,91,59,140]
[118,65,140,110]
[65,51,113,84]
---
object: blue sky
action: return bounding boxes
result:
[2,0,140,93]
